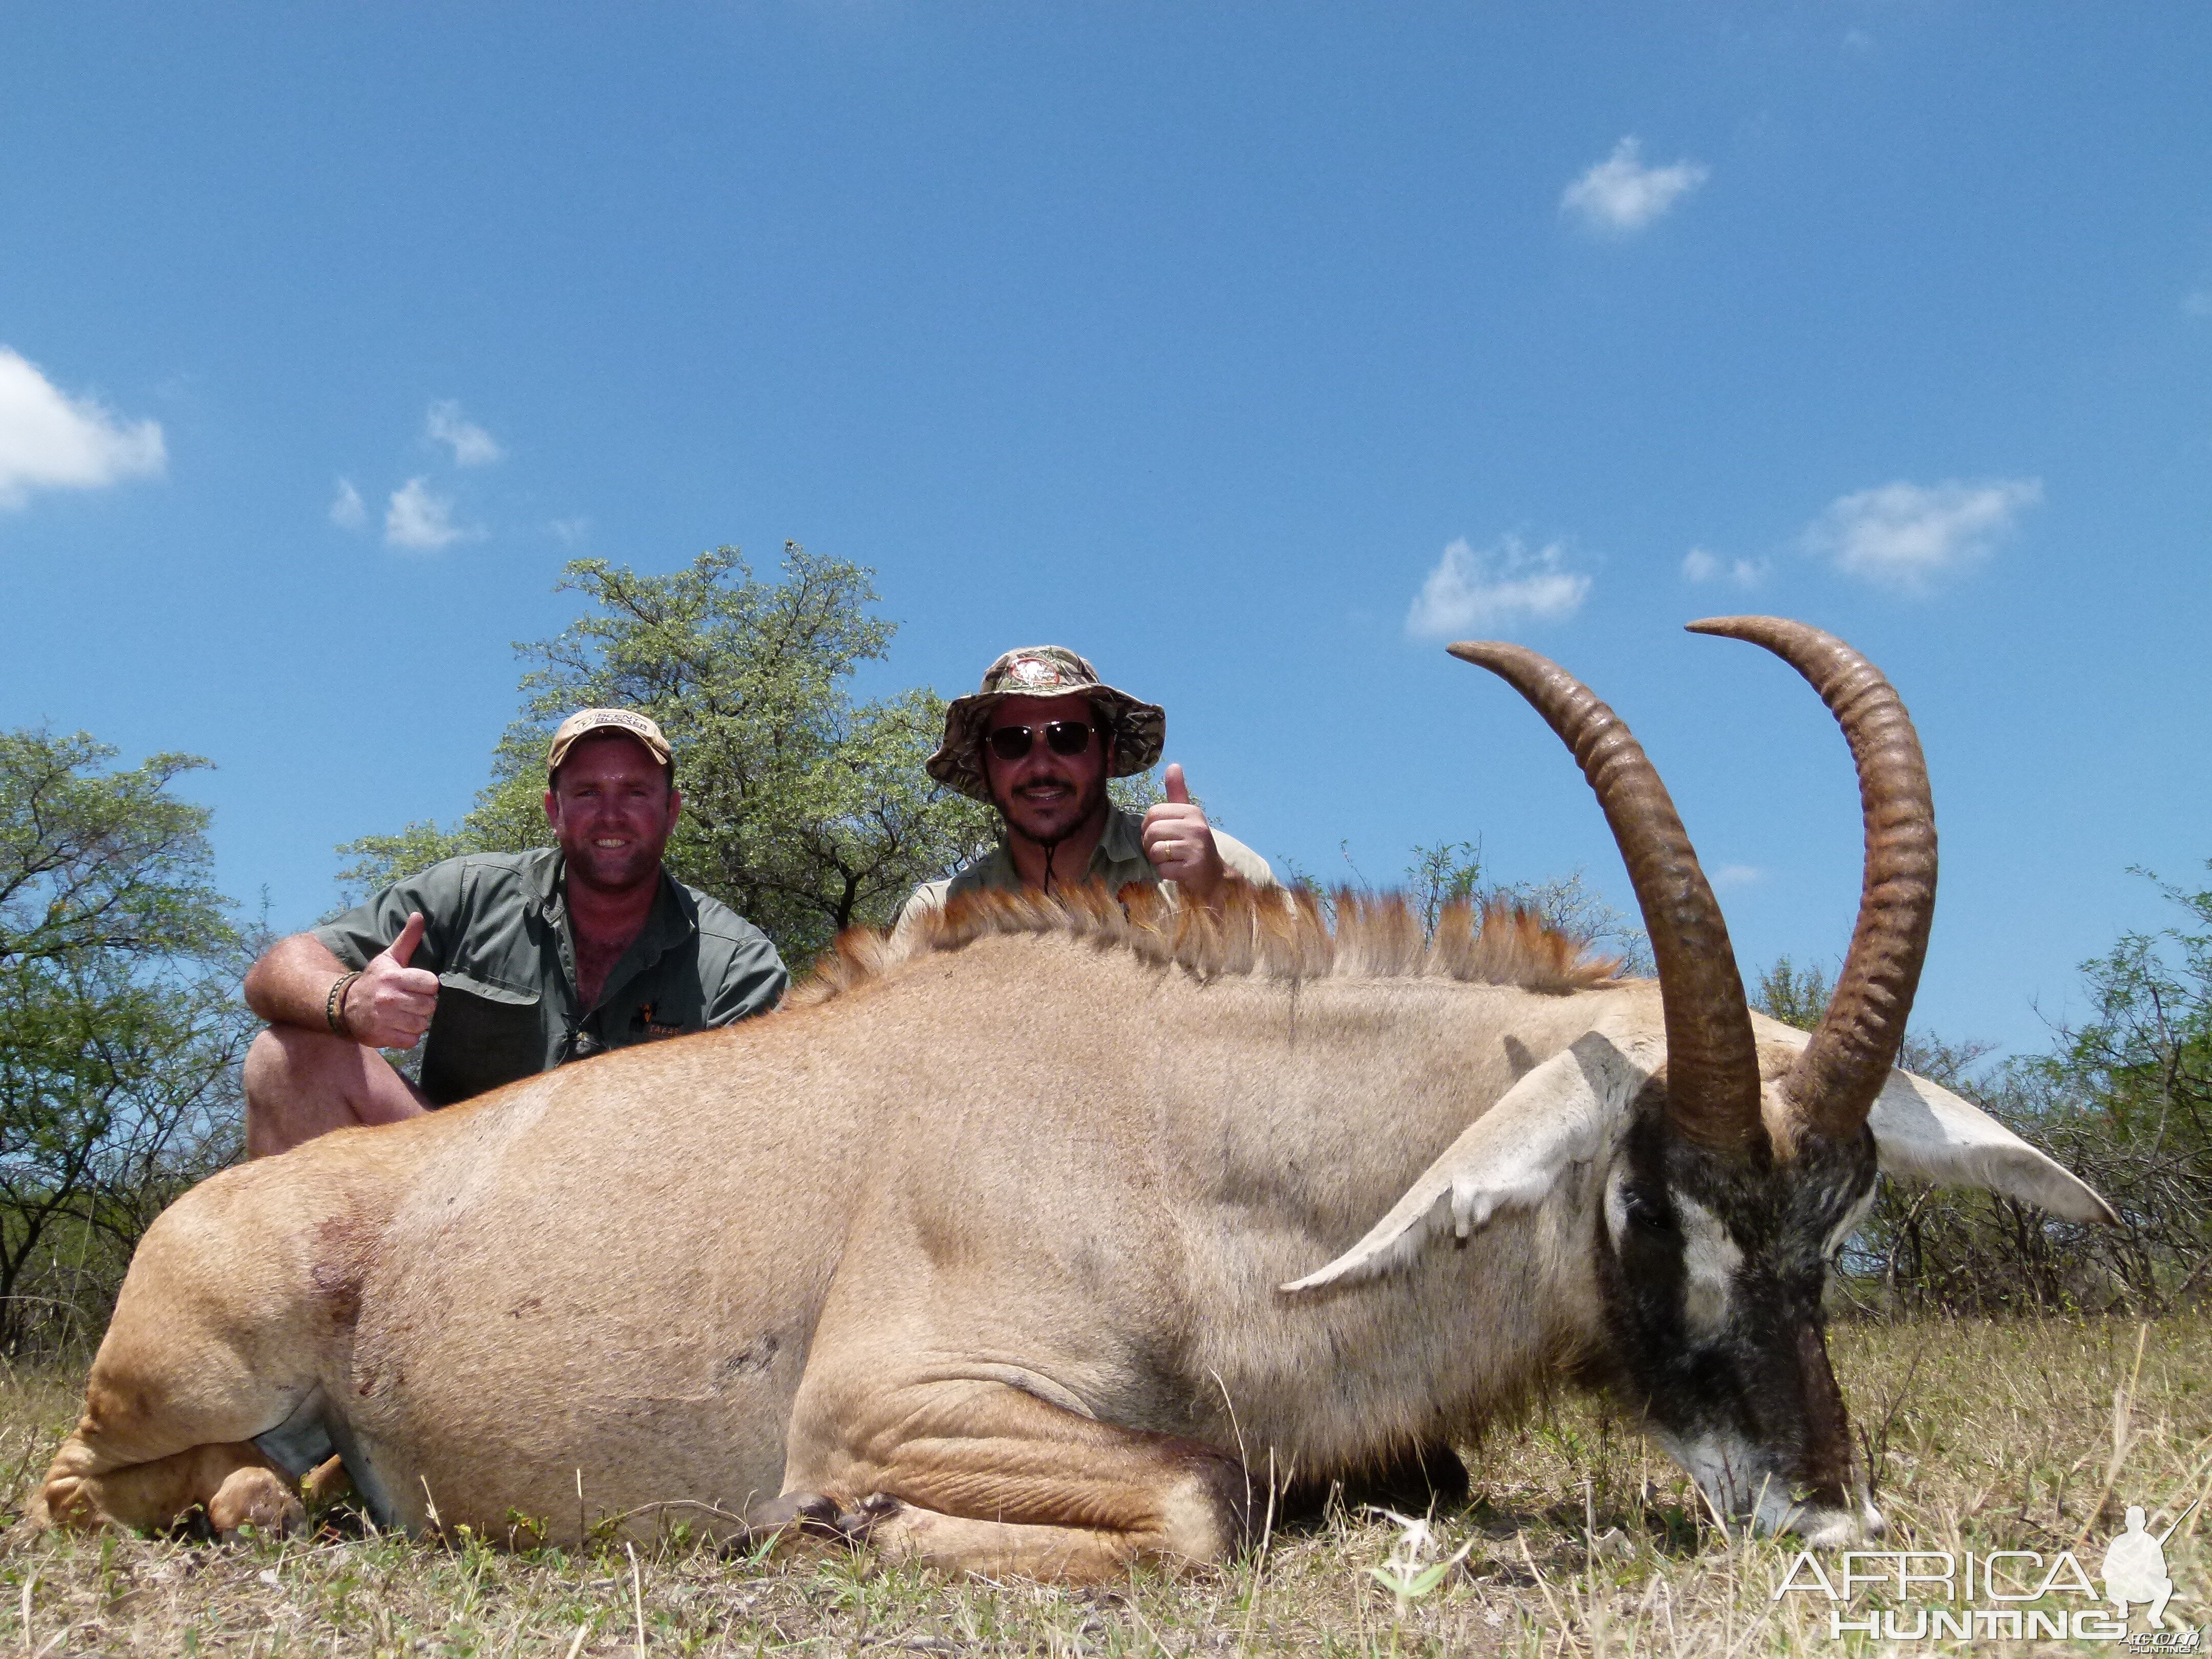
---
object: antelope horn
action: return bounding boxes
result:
[1686,618,1936,1142]
[1449,642,1762,1154]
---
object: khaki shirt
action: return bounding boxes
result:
[314,848,788,1107]
[894,804,1275,942]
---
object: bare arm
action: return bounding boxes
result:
[243,914,439,1049]
[243,931,351,1028]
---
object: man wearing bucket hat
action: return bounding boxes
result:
[240,709,788,1157]
[896,646,1275,933]
[894,649,1469,1512]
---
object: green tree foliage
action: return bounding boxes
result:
[2006,863,2212,1310]
[1488,869,1653,977]
[340,545,998,971]
[1751,955,1833,1032]
[0,731,248,1353]
[1753,864,2212,1317]
[1406,838,1486,939]
[2043,863,2211,1160]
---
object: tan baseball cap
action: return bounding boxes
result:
[546,708,673,778]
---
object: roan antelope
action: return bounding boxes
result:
[31,618,2111,1580]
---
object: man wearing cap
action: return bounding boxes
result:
[897,646,1276,934]
[240,709,788,1157]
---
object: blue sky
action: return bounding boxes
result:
[3,4,2206,1056]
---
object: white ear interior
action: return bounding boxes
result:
[1866,1069,2117,1225]
[1279,1029,1647,1294]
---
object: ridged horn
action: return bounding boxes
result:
[1686,618,1937,1141]
[1449,642,1762,1154]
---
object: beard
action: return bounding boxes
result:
[995,765,1111,850]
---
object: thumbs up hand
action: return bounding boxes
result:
[1141,763,1228,900]
[343,911,440,1048]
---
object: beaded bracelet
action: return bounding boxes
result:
[325,970,363,1038]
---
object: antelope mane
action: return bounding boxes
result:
[794,877,1631,1008]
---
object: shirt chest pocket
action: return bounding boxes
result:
[421,970,545,1107]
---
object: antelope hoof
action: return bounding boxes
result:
[301,1454,354,1509]
[745,1491,844,1541]
[209,1467,306,1540]
[23,1479,70,1530]
[834,1492,904,1541]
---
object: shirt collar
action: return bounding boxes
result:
[632,871,697,964]
[982,803,1148,881]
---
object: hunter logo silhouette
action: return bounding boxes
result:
[2101,1503,2186,1630]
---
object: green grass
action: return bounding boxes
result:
[2,1315,2206,1655]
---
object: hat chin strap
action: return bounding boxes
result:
[1006,781,1110,893]
[1030,807,1094,891]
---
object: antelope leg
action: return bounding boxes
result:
[784,1377,1251,1583]
[35,1439,303,1538]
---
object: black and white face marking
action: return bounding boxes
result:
[1593,1092,1882,1544]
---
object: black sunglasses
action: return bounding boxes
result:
[987,720,1101,762]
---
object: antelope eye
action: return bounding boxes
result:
[1625,1192,1676,1235]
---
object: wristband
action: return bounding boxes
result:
[325,971,363,1038]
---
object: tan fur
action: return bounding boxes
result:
[34,886,1644,1582]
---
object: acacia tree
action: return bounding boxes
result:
[0,731,247,1353]
[1752,864,2212,1317]
[341,545,997,971]
[2020,863,2212,1306]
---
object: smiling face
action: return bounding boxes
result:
[1591,1085,1882,1543]
[980,692,1113,848]
[544,732,683,897]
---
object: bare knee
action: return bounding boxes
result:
[246,1027,325,1157]
[245,1026,422,1157]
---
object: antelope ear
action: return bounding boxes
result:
[1866,1068,2118,1225]
[1745,1011,2116,1225]
[1280,1029,1646,1293]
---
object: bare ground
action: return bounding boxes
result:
[1,1314,2205,1656]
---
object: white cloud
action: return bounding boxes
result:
[1561,138,1709,233]
[549,516,590,547]
[1712,864,1764,891]
[1406,536,1591,639]
[329,477,367,530]
[2184,288,2212,318]
[385,477,469,550]
[426,399,503,467]
[1804,477,2041,593]
[0,346,166,509]
[1682,547,1766,587]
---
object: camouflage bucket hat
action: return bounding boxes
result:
[928,646,1166,803]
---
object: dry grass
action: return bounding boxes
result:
[2,1315,2206,1655]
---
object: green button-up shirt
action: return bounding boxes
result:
[893,804,1276,940]
[314,847,788,1107]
